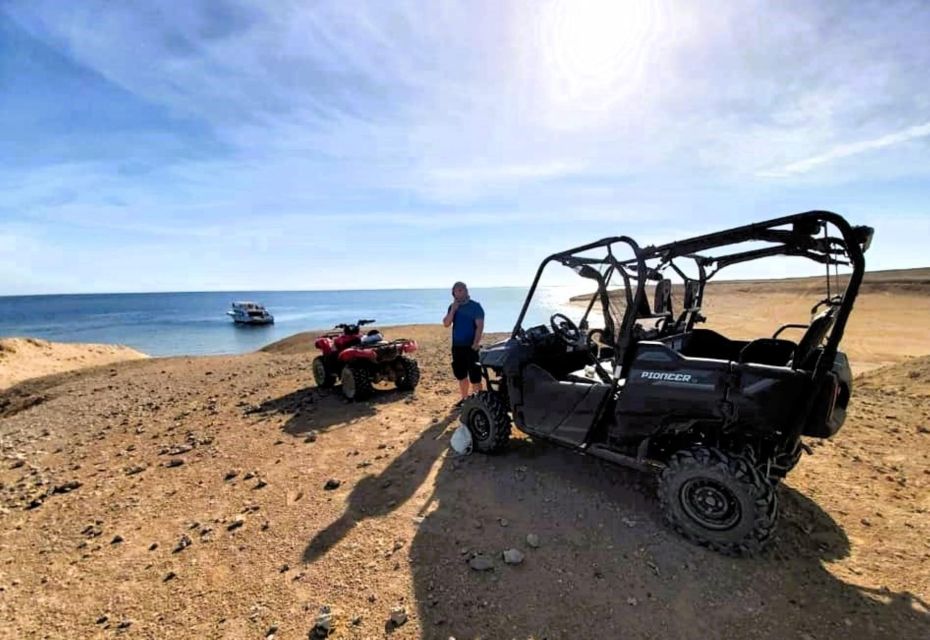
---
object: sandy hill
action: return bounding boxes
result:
[0,325,927,639]
[0,337,147,391]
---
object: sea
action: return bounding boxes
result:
[0,287,582,357]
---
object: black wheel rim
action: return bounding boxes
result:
[680,478,741,531]
[468,409,491,441]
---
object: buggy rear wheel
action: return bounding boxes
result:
[658,447,777,556]
[341,365,373,401]
[312,357,336,389]
[395,356,420,391]
[461,391,511,453]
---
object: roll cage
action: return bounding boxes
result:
[513,210,874,382]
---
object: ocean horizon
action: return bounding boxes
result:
[0,286,580,357]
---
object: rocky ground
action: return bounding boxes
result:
[0,325,928,639]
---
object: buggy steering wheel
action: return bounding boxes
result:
[550,313,582,345]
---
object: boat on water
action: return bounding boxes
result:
[227,301,274,325]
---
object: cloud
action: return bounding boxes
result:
[758,121,930,178]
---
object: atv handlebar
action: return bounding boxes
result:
[333,319,377,331]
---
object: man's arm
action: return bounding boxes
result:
[472,318,484,350]
[442,302,458,328]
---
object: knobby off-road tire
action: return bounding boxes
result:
[341,365,374,401]
[461,391,512,453]
[394,356,420,391]
[658,447,777,556]
[312,357,336,389]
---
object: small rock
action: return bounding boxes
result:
[117,620,132,629]
[149,543,158,551]
[227,516,245,531]
[323,478,341,490]
[126,464,147,476]
[224,470,239,481]
[468,555,494,571]
[52,480,82,494]
[95,615,108,624]
[266,625,278,638]
[165,459,184,468]
[311,606,333,638]
[304,431,318,443]
[111,535,124,545]
[502,549,524,565]
[243,471,256,480]
[254,479,268,490]
[164,571,177,582]
[390,607,407,627]
[351,615,363,626]
[627,597,638,606]
[498,518,509,527]
[860,518,872,527]
[279,564,290,573]
[525,534,540,548]
[173,534,192,553]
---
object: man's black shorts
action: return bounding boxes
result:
[451,346,481,383]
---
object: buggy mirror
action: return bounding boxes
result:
[854,226,874,252]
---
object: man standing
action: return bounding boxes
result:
[442,281,484,405]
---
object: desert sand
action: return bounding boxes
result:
[1,275,929,639]
[0,337,147,391]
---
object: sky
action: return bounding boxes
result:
[1,0,929,295]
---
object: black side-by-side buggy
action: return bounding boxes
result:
[463,210,873,554]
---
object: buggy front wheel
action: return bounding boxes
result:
[658,447,777,556]
[461,391,512,453]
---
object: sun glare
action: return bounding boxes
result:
[539,0,665,121]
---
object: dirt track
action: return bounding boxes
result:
[1,318,929,639]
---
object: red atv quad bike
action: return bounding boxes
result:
[312,319,420,400]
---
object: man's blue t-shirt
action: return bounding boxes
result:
[450,300,485,346]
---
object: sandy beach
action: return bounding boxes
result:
[1,280,928,638]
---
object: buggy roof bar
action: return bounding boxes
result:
[637,210,872,269]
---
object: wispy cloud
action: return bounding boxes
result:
[758,121,930,178]
[2,1,930,293]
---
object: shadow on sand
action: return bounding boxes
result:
[403,439,929,640]
[302,412,459,564]
[249,384,415,435]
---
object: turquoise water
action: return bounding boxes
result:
[0,287,579,356]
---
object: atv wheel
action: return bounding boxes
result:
[312,357,335,389]
[395,356,420,391]
[341,365,374,401]
[658,447,777,556]
[461,391,511,453]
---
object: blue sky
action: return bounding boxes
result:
[1,0,929,295]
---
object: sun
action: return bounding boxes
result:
[538,0,665,119]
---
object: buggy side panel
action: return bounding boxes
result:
[615,342,729,441]
[730,363,807,434]
[520,364,611,445]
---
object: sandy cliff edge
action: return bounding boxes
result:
[0,337,148,390]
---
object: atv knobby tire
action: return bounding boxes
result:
[395,356,420,391]
[312,356,336,389]
[461,391,511,453]
[658,447,777,556]
[341,365,374,401]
